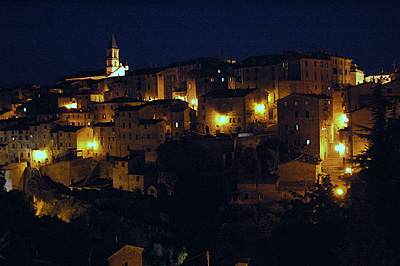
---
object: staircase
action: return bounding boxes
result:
[321,154,347,188]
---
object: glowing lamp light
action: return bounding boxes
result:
[65,103,77,109]
[218,116,227,124]
[256,104,265,112]
[191,99,196,105]
[33,150,46,161]
[335,143,345,154]
[336,188,344,195]
[342,114,349,124]
[88,142,97,149]
[345,168,352,174]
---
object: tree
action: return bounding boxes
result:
[0,169,6,194]
[344,82,400,264]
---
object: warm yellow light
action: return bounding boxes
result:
[336,188,344,195]
[345,168,352,174]
[218,116,227,123]
[65,103,77,109]
[256,104,265,112]
[88,142,97,149]
[342,114,349,124]
[335,143,345,154]
[33,150,46,161]
[191,99,196,105]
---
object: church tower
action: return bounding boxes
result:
[106,35,120,74]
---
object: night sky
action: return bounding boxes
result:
[1,1,400,88]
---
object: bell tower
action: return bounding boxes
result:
[106,35,120,74]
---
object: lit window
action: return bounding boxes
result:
[175,122,179,128]
[306,139,311,145]
[294,101,298,106]
[221,77,225,82]
[294,124,299,131]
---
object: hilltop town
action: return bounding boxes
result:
[1,35,400,265]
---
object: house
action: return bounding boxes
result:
[198,88,269,135]
[50,125,93,160]
[278,93,333,160]
[107,244,144,266]
[146,183,167,198]
[94,97,143,124]
[236,174,279,203]
[112,152,154,194]
[350,63,365,86]
[143,99,193,139]
[277,153,321,199]
[105,67,166,102]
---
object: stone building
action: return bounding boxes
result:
[234,51,352,124]
[105,67,166,102]
[198,88,269,135]
[112,152,153,193]
[107,245,144,266]
[93,97,143,124]
[350,63,365,86]
[49,125,93,160]
[278,93,333,160]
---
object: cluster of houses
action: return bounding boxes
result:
[1,35,400,203]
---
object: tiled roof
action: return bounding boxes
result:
[114,105,145,111]
[139,119,164,125]
[125,67,165,76]
[0,125,30,131]
[93,122,115,127]
[240,54,284,67]
[277,93,333,101]
[50,125,85,133]
[107,34,118,49]
[101,97,142,104]
[202,89,256,98]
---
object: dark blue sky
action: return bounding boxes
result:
[1,1,400,88]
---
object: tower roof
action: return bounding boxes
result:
[107,34,118,49]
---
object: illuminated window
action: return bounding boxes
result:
[294,124,299,131]
[294,101,298,106]
[175,122,179,128]
[306,139,311,145]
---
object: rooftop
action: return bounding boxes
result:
[139,119,164,125]
[50,125,85,133]
[202,89,256,98]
